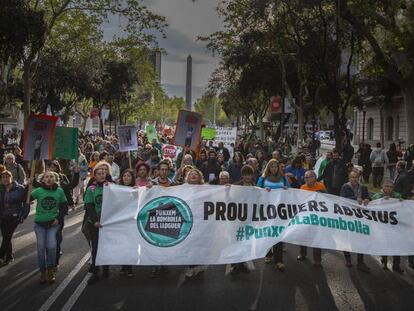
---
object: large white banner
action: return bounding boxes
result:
[96,184,414,265]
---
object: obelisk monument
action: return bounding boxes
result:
[185,54,193,111]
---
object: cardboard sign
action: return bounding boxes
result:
[201,127,216,140]
[173,110,203,151]
[23,114,58,160]
[118,125,138,152]
[52,126,79,160]
[162,144,178,159]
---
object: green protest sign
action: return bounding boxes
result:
[146,124,159,143]
[201,127,216,140]
[52,126,79,160]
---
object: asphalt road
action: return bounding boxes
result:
[1,203,414,311]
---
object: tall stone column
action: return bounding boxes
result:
[186,54,193,111]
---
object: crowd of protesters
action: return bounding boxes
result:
[0,127,413,285]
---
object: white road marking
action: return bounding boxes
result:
[60,273,90,311]
[38,252,90,311]
[249,268,264,311]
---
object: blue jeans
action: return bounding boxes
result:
[34,223,59,269]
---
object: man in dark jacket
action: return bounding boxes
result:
[320,149,348,195]
[394,161,412,199]
[341,139,355,164]
[404,144,414,171]
[201,150,222,184]
[340,169,371,273]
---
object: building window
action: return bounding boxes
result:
[386,117,394,141]
[367,118,374,140]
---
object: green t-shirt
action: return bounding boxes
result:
[371,191,402,200]
[32,187,67,222]
[84,183,104,216]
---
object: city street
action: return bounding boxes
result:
[1,204,414,311]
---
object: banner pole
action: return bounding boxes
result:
[128,151,132,170]
[26,160,36,204]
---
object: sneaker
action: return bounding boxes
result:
[120,267,127,276]
[264,256,272,264]
[160,266,169,274]
[297,255,307,261]
[239,263,250,274]
[102,266,110,278]
[229,265,240,275]
[274,262,286,271]
[185,268,195,278]
[149,267,160,278]
[87,273,100,285]
[392,266,404,274]
[313,261,322,268]
[357,262,370,273]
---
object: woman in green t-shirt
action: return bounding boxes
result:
[31,171,67,284]
[85,166,110,285]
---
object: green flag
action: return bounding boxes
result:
[52,126,79,160]
[146,124,159,143]
[201,127,216,140]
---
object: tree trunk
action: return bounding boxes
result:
[379,106,384,147]
[297,104,304,148]
[259,118,264,140]
[81,117,87,133]
[333,110,343,151]
[402,84,414,145]
[23,61,31,120]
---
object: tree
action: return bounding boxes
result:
[18,0,166,119]
[339,0,414,143]
[201,0,362,148]
[0,0,45,109]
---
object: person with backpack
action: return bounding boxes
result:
[386,143,401,180]
[370,142,389,188]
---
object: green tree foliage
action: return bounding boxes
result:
[0,0,46,108]
[339,0,414,143]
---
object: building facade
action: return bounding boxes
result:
[353,96,406,148]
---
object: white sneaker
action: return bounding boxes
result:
[193,266,204,276]
[185,267,195,278]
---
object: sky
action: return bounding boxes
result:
[103,0,224,102]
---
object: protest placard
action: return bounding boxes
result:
[146,124,159,143]
[173,110,203,151]
[52,126,79,160]
[201,127,216,140]
[118,125,137,152]
[23,114,58,161]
